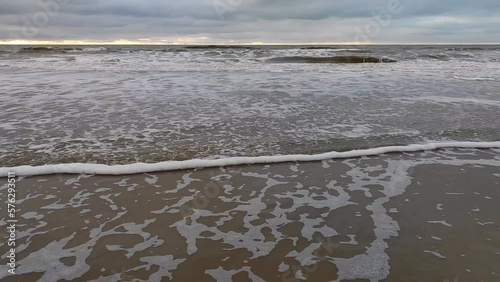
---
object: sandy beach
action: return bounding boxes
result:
[1,148,499,281]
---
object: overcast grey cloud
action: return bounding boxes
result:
[0,0,499,43]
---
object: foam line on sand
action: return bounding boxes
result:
[1,141,500,177]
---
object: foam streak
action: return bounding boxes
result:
[1,141,499,177]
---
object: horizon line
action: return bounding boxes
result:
[1,41,500,46]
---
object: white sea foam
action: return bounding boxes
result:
[83,47,108,52]
[1,141,499,177]
[2,64,499,169]
[428,220,453,227]
[424,250,447,259]
[453,76,497,81]
[331,48,366,52]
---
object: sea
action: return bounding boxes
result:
[0,44,499,171]
[1,45,500,282]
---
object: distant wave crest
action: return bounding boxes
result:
[17,46,110,54]
[18,46,81,53]
[267,56,397,64]
[183,45,254,50]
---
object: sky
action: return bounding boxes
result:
[0,0,499,44]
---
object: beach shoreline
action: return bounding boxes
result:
[2,141,500,177]
[1,148,499,281]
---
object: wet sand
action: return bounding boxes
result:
[1,148,499,281]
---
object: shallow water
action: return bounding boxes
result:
[0,45,499,166]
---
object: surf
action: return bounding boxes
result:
[2,141,499,177]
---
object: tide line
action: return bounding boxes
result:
[1,141,499,177]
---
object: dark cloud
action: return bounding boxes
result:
[0,0,499,43]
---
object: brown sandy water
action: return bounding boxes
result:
[1,148,499,281]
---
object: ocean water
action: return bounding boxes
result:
[1,45,500,282]
[0,45,499,170]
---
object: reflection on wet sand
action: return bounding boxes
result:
[1,148,499,281]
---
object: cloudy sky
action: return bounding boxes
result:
[0,0,499,44]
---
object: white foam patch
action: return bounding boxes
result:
[136,256,185,281]
[2,141,500,177]
[278,262,288,272]
[333,159,413,281]
[144,173,159,185]
[286,242,323,267]
[106,235,164,259]
[41,190,92,210]
[476,221,495,226]
[428,220,453,227]
[21,212,43,220]
[205,266,264,282]
[80,209,91,214]
[339,235,358,245]
[424,250,447,259]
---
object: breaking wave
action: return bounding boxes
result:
[300,46,341,50]
[267,56,397,63]
[17,46,83,53]
[183,45,254,50]
[15,46,113,54]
